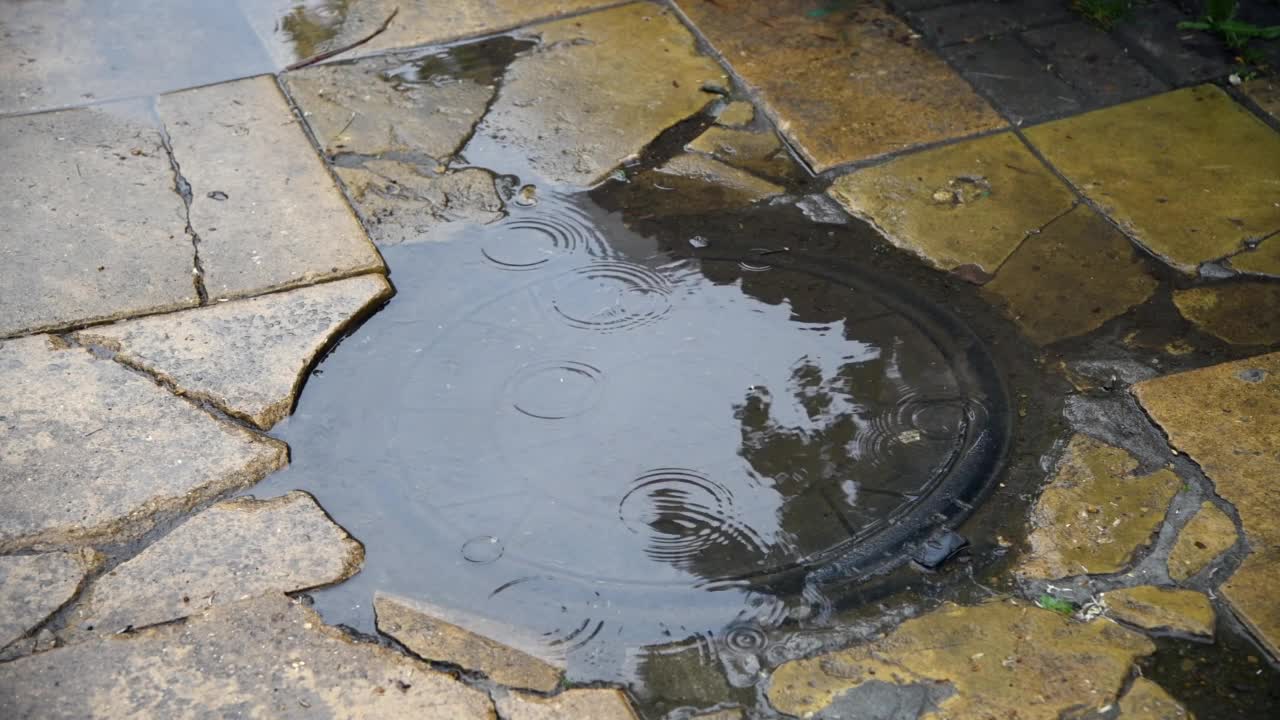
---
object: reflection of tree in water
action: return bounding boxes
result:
[278,0,350,59]
[631,258,961,587]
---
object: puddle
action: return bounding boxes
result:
[254,179,1045,683]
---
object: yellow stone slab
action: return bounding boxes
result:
[715,101,755,128]
[685,126,799,181]
[1019,435,1180,580]
[1241,77,1280,122]
[829,132,1077,276]
[249,0,616,66]
[1168,501,1238,581]
[1118,678,1193,720]
[678,0,1004,171]
[465,3,727,186]
[1134,352,1280,657]
[1024,86,1280,275]
[1227,235,1280,278]
[984,205,1157,344]
[1173,282,1280,346]
[1101,586,1215,638]
[767,600,1154,720]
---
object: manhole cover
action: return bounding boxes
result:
[270,198,1009,672]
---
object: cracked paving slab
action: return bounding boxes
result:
[983,204,1158,345]
[0,550,98,651]
[282,48,503,161]
[375,593,564,693]
[1172,282,1280,347]
[1101,586,1215,640]
[1168,501,1237,581]
[75,274,392,430]
[1134,352,1280,658]
[677,0,1004,171]
[1118,677,1192,720]
[1018,434,1180,580]
[68,491,362,638]
[463,2,728,187]
[244,0,616,67]
[154,75,384,301]
[766,600,1155,720]
[0,593,495,719]
[1024,86,1280,276]
[496,688,640,720]
[0,103,199,339]
[0,335,287,553]
[685,126,801,183]
[1227,234,1280,277]
[828,132,1077,278]
[334,162,505,246]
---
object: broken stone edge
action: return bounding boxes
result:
[0,549,103,655]
[77,274,394,430]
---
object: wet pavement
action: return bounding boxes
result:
[2,1,1280,718]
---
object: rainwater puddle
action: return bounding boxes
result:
[256,190,1026,685]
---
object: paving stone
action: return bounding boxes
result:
[0,0,271,115]
[685,126,800,182]
[0,551,96,650]
[282,52,497,161]
[1227,237,1280,279]
[1172,282,1280,346]
[767,600,1155,719]
[1024,86,1280,275]
[464,3,726,187]
[1241,77,1280,121]
[678,0,1004,171]
[1019,434,1181,580]
[1020,21,1168,109]
[622,153,784,217]
[69,492,362,637]
[334,163,505,246]
[690,709,744,720]
[1101,586,1215,639]
[1118,677,1192,720]
[155,76,384,301]
[1168,501,1238,581]
[496,688,639,720]
[247,0,615,66]
[0,335,287,553]
[942,35,1083,124]
[827,132,1075,277]
[1114,1,1233,85]
[655,154,784,201]
[0,593,495,719]
[375,593,563,693]
[0,104,198,339]
[908,0,1070,47]
[76,274,392,429]
[715,101,755,128]
[1134,352,1280,657]
[984,204,1157,345]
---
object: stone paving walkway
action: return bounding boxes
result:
[2,1,1279,718]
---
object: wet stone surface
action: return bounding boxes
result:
[1135,352,1280,658]
[827,131,1076,277]
[76,274,392,429]
[678,0,1004,170]
[0,593,496,719]
[0,551,96,650]
[1025,85,1280,276]
[767,600,1155,719]
[1018,434,1180,580]
[375,593,565,693]
[1167,501,1237,582]
[0,103,198,339]
[68,492,363,637]
[1102,586,1216,640]
[496,688,639,720]
[1172,282,1280,347]
[155,75,385,300]
[0,335,287,552]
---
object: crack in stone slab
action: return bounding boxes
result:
[155,112,208,305]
